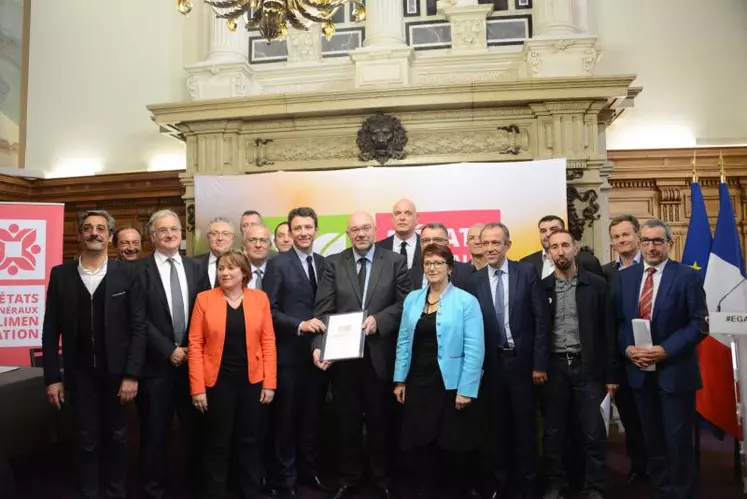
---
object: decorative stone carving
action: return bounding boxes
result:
[567,186,600,241]
[186,203,196,233]
[658,187,683,223]
[286,24,322,64]
[566,169,584,181]
[452,18,485,50]
[357,112,408,164]
[263,137,358,164]
[407,126,530,157]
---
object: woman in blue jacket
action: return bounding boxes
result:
[393,244,485,499]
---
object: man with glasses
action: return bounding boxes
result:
[197,217,236,289]
[377,198,420,270]
[467,223,487,270]
[136,209,204,499]
[243,224,273,290]
[411,222,474,289]
[615,219,706,499]
[312,211,411,499]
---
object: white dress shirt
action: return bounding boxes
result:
[393,233,418,269]
[248,262,268,289]
[154,251,189,325]
[78,258,107,295]
[207,252,218,288]
[541,251,555,279]
[294,246,317,282]
[487,258,515,348]
[639,259,668,317]
[614,251,642,270]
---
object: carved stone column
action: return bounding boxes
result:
[523,0,599,78]
[349,0,413,86]
[185,11,254,100]
[439,1,493,53]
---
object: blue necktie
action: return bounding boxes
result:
[494,269,508,348]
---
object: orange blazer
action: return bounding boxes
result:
[188,287,277,395]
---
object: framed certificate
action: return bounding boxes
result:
[320,311,367,362]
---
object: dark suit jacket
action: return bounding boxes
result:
[602,259,642,297]
[42,259,147,385]
[264,249,326,366]
[543,268,619,384]
[377,233,421,269]
[194,252,213,289]
[521,249,604,278]
[411,260,475,290]
[136,253,205,378]
[466,260,549,373]
[313,246,411,380]
[615,260,706,393]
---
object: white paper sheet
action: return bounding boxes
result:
[632,318,656,372]
[0,366,20,374]
[600,392,612,436]
[321,311,365,361]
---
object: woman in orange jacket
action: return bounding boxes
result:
[188,249,277,499]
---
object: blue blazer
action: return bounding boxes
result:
[394,284,485,398]
[615,260,707,393]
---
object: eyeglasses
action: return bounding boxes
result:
[208,231,233,239]
[246,237,271,245]
[421,237,448,245]
[640,238,668,247]
[423,261,447,269]
[348,224,374,234]
[156,226,181,236]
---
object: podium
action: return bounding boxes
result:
[709,312,747,492]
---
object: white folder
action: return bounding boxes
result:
[632,318,656,372]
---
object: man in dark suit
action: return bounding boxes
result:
[601,215,647,484]
[136,209,205,499]
[264,207,328,498]
[466,222,549,499]
[43,210,146,499]
[540,230,618,499]
[240,209,277,261]
[615,219,706,499]
[312,211,411,499]
[377,198,420,270]
[195,216,236,289]
[521,215,603,278]
[411,222,474,289]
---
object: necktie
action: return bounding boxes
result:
[358,258,367,304]
[167,258,186,345]
[254,269,263,290]
[638,267,657,320]
[399,241,408,258]
[306,255,317,294]
[494,269,508,348]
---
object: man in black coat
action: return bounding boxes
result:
[377,198,421,270]
[43,210,146,499]
[410,222,475,290]
[195,216,236,289]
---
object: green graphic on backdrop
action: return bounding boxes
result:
[264,214,351,256]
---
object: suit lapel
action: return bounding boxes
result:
[343,250,363,305]
[627,265,644,318]
[479,269,499,331]
[147,254,171,314]
[365,251,384,307]
[290,252,310,288]
[508,260,519,320]
[411,265,424,290]
[652,261,675,321]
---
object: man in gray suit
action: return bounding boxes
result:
[312,211,411,499]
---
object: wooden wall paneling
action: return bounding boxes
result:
[0,174,32,201]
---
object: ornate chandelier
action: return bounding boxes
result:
[177,0,366,43]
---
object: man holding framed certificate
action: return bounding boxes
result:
[312,211,412,499]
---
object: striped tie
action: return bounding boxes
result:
[638,267,657,320]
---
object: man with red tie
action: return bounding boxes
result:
[615,219,707,499]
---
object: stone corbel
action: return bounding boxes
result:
[185,62,256,100]
[524,37,600,78]
[438,2,493,52]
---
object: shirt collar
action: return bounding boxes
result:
[154,250,182,266]
[78,257,107,275]
[354,244,376,263]
[208,252,217,265]
[393,233,417,248]
[643,258,668,274]
[293,246,313,261]
[615,251,642,269]
[251,262,267,274]
[488,258,509,275]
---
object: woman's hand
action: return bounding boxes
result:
[455,394,471,410]
[393,383,406,404]
[192,393,208,413]
[260,388,275,404]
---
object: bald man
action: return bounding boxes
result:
[377,199,420,270]
[312,211,411,499]
[467,223,487,270]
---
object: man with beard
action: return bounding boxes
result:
[312,211,411,499]
[113,226,142,262]
[377,198,420,270]
[196,217,236,289]
[243,224,273,290]
[43,210,146,499]
[274,222,294,253]
[540,230,618,499]
[264,207,328,498]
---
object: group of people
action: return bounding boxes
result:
[41,199,706,499]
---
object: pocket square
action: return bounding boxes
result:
[111,291,127,297]
[548,297,553,304]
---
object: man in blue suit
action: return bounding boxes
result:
[615,219,707,499]
[466,222,549,499]
[263,207,328,499]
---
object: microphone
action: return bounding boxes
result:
[716,277,747,312]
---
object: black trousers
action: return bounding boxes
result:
[67,369,128,499]
[615,371,647,474]
[329,353,392,487]
[267,362,327,490]
[201,373,263,499]
[634,374,697,499]
[482,353,536,496]
[137,367,200,499]
[542,355,607,494]
[412,442,471,499]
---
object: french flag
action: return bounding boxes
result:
[700,181,746,440]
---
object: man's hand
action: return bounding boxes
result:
[192,393,208,413]
[643,345,667,364]
[46,382,65,410]
[312,349,332,371]
[300,318,327,334]
[362,316,377,336]
[606,384,619,397]
[118,377,138,404]
[260,389,275,404]
[532,370,548,385]
[626,346,651,369]
[455,394,472,410]
[393,383,406,404]
[170,346,187,367]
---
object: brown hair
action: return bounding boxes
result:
[216,249,252,287]
[421,243,455,269]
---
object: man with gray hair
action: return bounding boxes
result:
[136,209,205,499]
[410,222,475,289]
[196,216,236,289]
